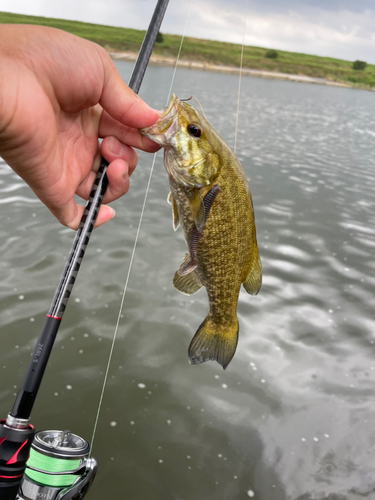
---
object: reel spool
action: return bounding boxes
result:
[17,430,97,500]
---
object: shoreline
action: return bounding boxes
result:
[107,50,353,89]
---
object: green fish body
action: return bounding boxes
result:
[141,94,261,369]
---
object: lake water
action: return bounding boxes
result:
[1,62,375,500]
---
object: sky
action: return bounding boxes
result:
[2,0,375,64]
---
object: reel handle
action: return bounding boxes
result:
[57,458,97,500]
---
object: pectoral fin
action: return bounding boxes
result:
[167,192,180,231]
[186,190,205,233]
[173,255,203,295]
[243,244,262,295]
[177,185,222,278]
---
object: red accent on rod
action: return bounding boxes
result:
[0,437,6,445]
[0,474,24,479]
[46,314,62,320]
[6,440,28,465]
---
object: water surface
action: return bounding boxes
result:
[1,62,375,500]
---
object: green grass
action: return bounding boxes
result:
[2,11,375,89]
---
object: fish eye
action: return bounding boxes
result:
[187,123,202,138]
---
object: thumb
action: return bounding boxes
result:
[97,49,160,129]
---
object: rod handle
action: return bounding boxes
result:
[11,316,61,419]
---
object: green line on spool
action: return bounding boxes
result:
[25,448,81,488]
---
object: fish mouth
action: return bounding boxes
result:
[140,94,180,147]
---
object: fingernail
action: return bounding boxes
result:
[110,208,116,219]
[109,137,126,156]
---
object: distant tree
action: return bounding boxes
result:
[265,49,278,59]
[156,32,164,43]
[352,60,367,71]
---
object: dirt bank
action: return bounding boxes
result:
[107,50,352,89]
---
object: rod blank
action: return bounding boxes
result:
[9,0,170,422]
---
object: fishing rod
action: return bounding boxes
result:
[0,1,169,499]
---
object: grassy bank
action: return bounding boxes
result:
[1,11,374,89]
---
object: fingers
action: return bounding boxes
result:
[52,138,133,229]
[94,205,117,228]
[50,200,116,230]
[74,139,134,200]
[46,195,113,230]
[99,110,160,153]
[101,157,130,206]
[101,136,138,175]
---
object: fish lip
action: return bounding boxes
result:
[160,93,179,120]
[140,94,180,146]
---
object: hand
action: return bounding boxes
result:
[0,25,160,229]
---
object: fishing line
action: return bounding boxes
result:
[234,0,248,153]
[90,0,194,453]
[191,96,207,120]
[166,0,194,103]
[90,153,158,453]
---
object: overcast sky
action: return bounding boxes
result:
[2,0,375,64]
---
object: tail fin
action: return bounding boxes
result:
[188,316,239,370]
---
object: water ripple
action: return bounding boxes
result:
[1,65,375,499]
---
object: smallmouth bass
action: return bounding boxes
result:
[141,94,262,369]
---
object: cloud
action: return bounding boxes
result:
[213,0,375,16]
[184,1,375,63]
[2,0,375,63]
